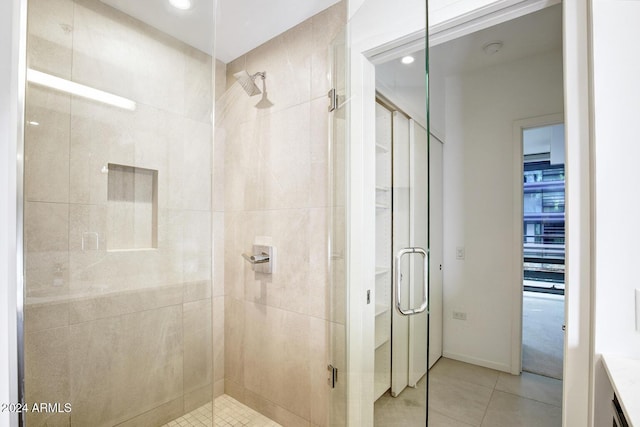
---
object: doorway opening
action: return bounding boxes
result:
[347,0,567,425]
[522,122,566,380]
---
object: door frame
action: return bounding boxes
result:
[511,112,565,375]
[345,0,592,425]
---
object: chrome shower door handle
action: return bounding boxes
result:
[394,247,428,316]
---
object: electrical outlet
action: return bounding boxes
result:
[456,247,465,260]
[453,311,467,321]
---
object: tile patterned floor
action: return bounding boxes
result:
[375,357,563,426]
[162,395,281,427]
[167,358,561,427]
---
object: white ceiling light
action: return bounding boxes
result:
[482,41,504,55]
[169,0,192,10]
[401,55,415,65]
[27,69,136,111]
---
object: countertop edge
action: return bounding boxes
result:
[602,354,640,427]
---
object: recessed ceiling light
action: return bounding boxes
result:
[401,56,415,65]
[27,121,39,126]
[169,0,192,10]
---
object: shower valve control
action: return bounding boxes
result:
[241,244,275,274]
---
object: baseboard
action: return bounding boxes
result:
[442,351,512,374]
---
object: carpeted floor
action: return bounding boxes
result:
[522,291,564,379]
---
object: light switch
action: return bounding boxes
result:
[456,247,465,260]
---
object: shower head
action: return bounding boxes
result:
[233,70,265,97]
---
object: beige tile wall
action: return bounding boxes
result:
[217,3,346,426]
[24,0,215,426]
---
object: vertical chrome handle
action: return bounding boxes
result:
[394,247,428,316]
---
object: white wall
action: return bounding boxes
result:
[442,49,563,371]
[0,0,21,426]
[591,0,640,425]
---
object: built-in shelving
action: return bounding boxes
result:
[374,102,392,401]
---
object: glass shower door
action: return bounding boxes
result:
[22,1,216,425]
[328,26,348,427]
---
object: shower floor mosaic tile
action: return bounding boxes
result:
[162,395,281,427]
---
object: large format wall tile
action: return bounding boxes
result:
[25,1,217,426]
[24,87,71,203]
[27,0,73,79]
[223,118,262,211]
[67,285,182,324]
[181,120,213,211]
[245,19,312,113]
[224,297,245,387]
[183,210,212,283]
[258,104,312,210]
[25,327,71,427]
[184,46,213,124]
[243,302,311,420]
[69,98,137,205]
[220,2,347,425]
[72,0,186,115]
[183,299,213,394]
[310,3,347,100]
[69,306,183,427]
[213,296,225,386]
[223,103,313,212]
[25,202,69,298]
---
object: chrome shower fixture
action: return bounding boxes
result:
[233,70,266,97]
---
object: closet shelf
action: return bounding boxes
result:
[376,186,390,192]
[375,336,390,350]
[375,267,390,276]
[376,143,390,153]
[375,304,389,317]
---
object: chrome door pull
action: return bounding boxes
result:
[394,247,428,316]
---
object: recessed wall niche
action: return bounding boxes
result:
[107,163,158,251]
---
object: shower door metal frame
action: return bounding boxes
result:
[10,0,28,425]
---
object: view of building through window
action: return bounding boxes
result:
[523,123,565,294]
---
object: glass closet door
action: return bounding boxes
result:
[343,0,429,425]
[373,102,429,426]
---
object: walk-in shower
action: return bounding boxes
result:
[20,0,345,425]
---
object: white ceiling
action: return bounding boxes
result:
[375,4,562,131]
[430,4,562,77]
[215,0,341,63]
[101,0,341,63]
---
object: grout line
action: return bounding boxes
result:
[494,388,563,409]
[478,386,496,427]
